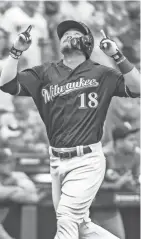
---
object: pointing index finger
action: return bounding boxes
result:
[100,29,108,49]
[25,25,32,33]
[100,29,107,39]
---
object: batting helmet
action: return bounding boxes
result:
[57,20,94,59]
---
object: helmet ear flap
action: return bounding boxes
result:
[81,35,92,46]
[80,34,94,58]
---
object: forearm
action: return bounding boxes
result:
[117,58,140,93]
[12,173,37,194]
[0,186,19,200]
[0,183,38,203]
[0,56,19,86]
[10,188,38,203]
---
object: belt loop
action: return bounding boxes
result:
[79,145,84,156]
[76,146,81,156]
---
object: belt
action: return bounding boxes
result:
[52,146,92,159]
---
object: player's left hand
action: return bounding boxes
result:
[99,30,119,57]
[100,38,119,57]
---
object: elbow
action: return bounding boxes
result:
[0,74,7,87]
[124,68,140,93]
[126,85,140,94]
[126,81,140,94]
[0,78,4,87]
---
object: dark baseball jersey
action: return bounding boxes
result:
[0,59,139,147]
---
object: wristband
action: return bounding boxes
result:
[111,50,134,74]
[111,50,124,62]
[10,46,22,59]
[116,57,134,74]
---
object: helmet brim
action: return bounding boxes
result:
[57,20,88,39]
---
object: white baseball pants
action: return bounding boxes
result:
[49,142,119,239]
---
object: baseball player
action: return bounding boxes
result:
[0,20,140,239]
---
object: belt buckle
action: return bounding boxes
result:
[58,152,64,159]
[59,151,72,159]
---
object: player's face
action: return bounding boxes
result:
[60,29,84,54]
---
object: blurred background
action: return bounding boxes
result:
[0,1,140,239]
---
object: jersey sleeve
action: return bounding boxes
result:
[0,63,49,97]
[0,77,25,96]
[112,70,140,98]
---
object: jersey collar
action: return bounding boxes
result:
[57,59,97,72]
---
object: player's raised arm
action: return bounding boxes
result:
[0,25,32,87]
[99,30,140,94]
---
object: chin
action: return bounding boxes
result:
[60,42,72,53]
[61,46,72,55]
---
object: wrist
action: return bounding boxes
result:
[10,46,22,59]
[111,50,124,62]
[111,50,134,74]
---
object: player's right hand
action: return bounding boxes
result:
[13,25,32,52]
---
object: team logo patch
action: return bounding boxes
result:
[42,77,99,103]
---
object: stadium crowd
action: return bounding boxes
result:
[0,1,140,239]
